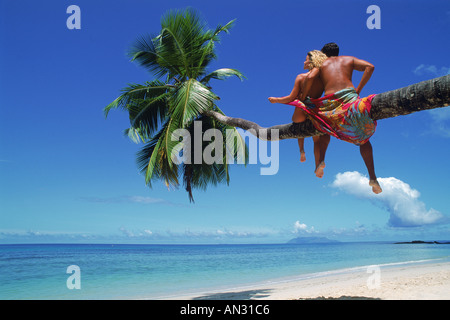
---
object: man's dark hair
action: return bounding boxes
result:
[321,42,339,57]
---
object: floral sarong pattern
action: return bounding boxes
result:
[288,88,377,145]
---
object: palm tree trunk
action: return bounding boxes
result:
[204,75,450,141]
[371,74,450,120]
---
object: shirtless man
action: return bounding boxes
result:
[301,56,374,98]
[301,46,382,194]
[268,51,330,174]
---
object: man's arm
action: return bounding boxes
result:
[299,68,319,101]
[353,58,374,95]
[268,74,305,103]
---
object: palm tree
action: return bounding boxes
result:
[104,9,247,202]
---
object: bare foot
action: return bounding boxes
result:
[300,151,306,163]
[315,161,325,178]
[369,179,382,194]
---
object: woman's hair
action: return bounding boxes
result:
[307,50,328,69]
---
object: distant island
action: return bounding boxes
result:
[287,237,340,244]
[394,240,450,244]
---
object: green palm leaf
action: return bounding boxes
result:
[103,81,171,117]
[136,121,180,188]
[197,19,236,71]
[127,91,171,141]
[170,79,218,127]
[212,105,249,166]
[200,68,246,85]
[178,114,248,202]
[104,80,173,142]
[129,34,182,79]
[181,116,227,202]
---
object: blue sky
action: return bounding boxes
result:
[0,0,449,244]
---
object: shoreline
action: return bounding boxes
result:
[160,259,450,300]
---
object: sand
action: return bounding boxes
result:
[168,261,450,300]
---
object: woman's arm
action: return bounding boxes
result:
[268,74,305,103]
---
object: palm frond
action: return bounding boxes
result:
[212,19,236,38]
[158,8,231,80]
[104,80,171,117]
[212,105,249,166]
[105,80,173,143]
[123,127,145,144]
[197,19,236,71]
[128,34,182,79]
[170,79,218,128]
[136,122,180,188]
[128,91,171,140]
[179,114,247,202]
[136,128,163,187]
[200,68,246,85]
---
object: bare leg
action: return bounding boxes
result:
[312,136,320,169]
[314,135,330,178]
[318,135,330,164]
[292,108,307,163]
[359,141,382,194]
[292,108,306,123]
[297,138,306,162]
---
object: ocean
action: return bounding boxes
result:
[1,242,450,300]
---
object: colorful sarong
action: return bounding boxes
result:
[287,88,377,145]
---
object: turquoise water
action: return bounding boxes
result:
[1,242,450,299]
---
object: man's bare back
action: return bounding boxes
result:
[319,56,375,96]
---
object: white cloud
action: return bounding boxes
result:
[80,195,181,206]
[119,226,135,237]
[0,230,100,243]
[0,225,277,244]
[115,226,274,242]
[331,171,445,228]
[293,221,316,234]
[413,64,450,77]
[128,196,165,204]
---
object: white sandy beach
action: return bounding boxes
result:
[168,261,450,300]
